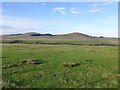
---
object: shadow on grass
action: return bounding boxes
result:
[2,59,46,69]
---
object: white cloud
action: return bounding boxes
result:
[53,7,104,15]
[91,2,112,8]
[53,7,66,15]
[70,8,82,14]
[53,8,66,11]
[92,3,98,7]
[88,8,104,13]
[53,7,83,15]
[42,2,45,6]
[59,10,66,15]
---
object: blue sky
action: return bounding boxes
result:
[1,2,118,37]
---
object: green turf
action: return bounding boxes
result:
[2,44,118,88]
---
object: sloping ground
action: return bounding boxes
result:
[56,32,94,39]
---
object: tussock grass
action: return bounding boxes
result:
[3,59,44,69]
[2,79,19,88]
[62,62,80,67]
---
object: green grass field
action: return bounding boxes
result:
[2,44,118,88]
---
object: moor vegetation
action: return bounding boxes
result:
[1,32,119,88]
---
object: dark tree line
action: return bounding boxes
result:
[30,33,52,36]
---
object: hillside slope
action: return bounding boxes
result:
[56,32,94,39]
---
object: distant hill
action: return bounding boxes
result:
[56,32,94,39]
[2,32,94,39]
[23,32,40,36]
[3,32,52,37]
[1,32,118,46]
[23,32,52,36]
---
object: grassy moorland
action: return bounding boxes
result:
[2,32,118,45]
[2,33,119,88]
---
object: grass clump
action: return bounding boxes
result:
[62,62,80,67]
[2,79,19,88]
[26,60,42,64]
[3,59,44,69]
[17,59,42,65]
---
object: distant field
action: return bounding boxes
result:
[2,44,118,88]
[2,36,118,46]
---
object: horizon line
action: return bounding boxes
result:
[1,31,118,38]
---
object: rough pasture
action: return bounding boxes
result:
[2,44,118,88]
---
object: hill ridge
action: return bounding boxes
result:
[2,32,94,39]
